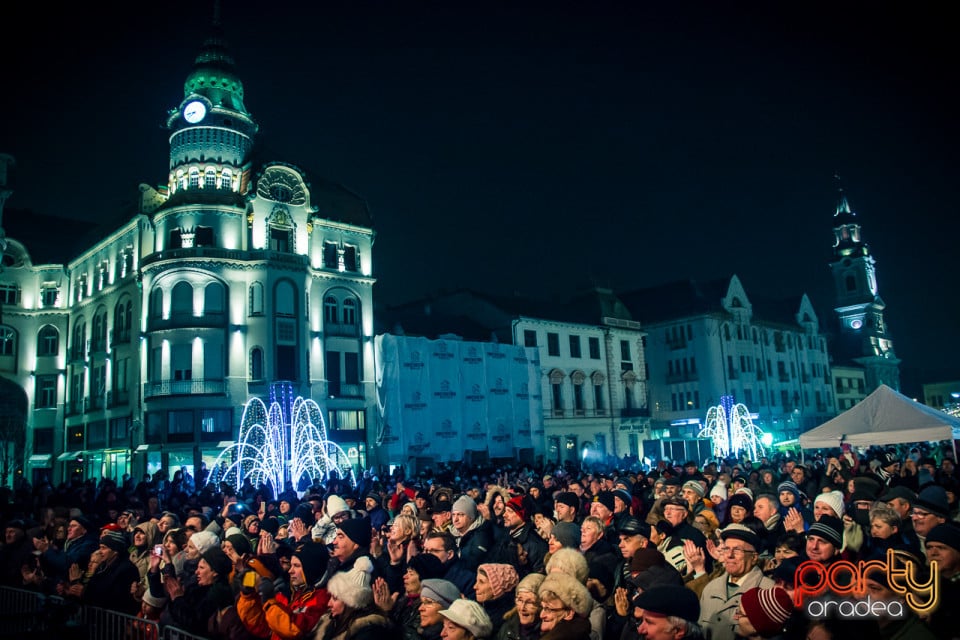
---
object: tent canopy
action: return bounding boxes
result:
[799,384,960,449]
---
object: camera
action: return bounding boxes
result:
[153,544,164,557]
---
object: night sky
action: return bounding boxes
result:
[2,2,957,394]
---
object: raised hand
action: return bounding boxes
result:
[614,586,629,617]
[372,577,398,612]
[705,537,722,562]
[682,539,707,575]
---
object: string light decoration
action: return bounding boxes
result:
[698,394,767,460]
[212,382,356,494]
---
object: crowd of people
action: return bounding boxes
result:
[1,441,958,640]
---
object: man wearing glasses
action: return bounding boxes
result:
[911,485,949,557]
[698,524,773,640]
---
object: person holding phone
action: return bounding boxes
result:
[129,520,162,586]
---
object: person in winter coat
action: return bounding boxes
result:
[439,599,494,640]
[537,572,594,640]
[476,563,519,637]
[372,551,445,639]
[130,520,162,584]
[452,496,496,572]
[165,546,236,636]
[313,556,396,640]
[417,579,461,640]
[238,540,331,640]
[498,572,544,640]
[82,530,142,614]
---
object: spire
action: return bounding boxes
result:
[182,1,248,115]
[833,173,855,218]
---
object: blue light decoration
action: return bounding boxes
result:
[212,382,356,494]
[698,394,767,460]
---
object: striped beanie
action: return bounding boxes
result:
[740,586,794,637]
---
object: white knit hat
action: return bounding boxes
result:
[734,487,754,500]
[327,556,374,609]
[326,494,349,518]
[814,490,845,518]
[710,482,728,501]
[190,531,219,555]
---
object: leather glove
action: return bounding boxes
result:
[257,577,276,601]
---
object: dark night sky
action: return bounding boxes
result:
[2,2,958,394]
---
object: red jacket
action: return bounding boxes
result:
[237,586,329,640]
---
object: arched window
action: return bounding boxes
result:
[204,282,225,315]
[189,168,200,188]
[204,168,217,188]
[342,299,357,325]
[72,320,86,357]
[0,326,15,356]
[723,324,731,340]
[275,281,296,317]
[250,347,264,380]
[37,326,59,356]
[324,296,338,324]
[150,289,163,318]
[249,282,264,316]
[549,369,565,414]
[220,168,233,190]
[171,282,193,317]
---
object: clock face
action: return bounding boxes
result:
[850,319,863,330]
[183,100,207,123]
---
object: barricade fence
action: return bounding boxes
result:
[0,586,207,640]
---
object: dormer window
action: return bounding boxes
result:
[40,285,59,308]
[269,184,292,203]
[204,168,217,188]
[189,168,200,189]
[220,168,232,190]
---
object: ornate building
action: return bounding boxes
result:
[0,23,377,485]
[829,187,900,392]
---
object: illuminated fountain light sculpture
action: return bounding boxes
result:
[698,395,766,460]
[212,385,356,495]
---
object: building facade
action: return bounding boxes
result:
[624,275,836,445]
[0,26,378,485]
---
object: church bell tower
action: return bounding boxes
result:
[829,183,901,391]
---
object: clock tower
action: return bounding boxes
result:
[829,184,900,392]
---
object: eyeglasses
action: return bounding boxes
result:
[717,546,756,557]
[911,510,934,518]
[515,597,540,609]
[541,604,568,614]
[420,597,441,607]
[423,546,447,555]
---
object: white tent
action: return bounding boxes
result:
[799,384,960,449]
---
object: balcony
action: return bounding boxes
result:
[147,311,227,332]
[68,346,87,363]
[110,329,132,348]
[107,389,130,407]
[85,395,105,412]
[325,322,360,338]
[144,378,226,399]
[89,339,108,355]
[329,383,363,399]
[666,339,688,351]
[140,247,310,270]
[666,372,699,383]
[65,400,83,417]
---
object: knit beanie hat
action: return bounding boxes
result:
[554,492,579,510]
[420,579,461,608]
[545,547,589,583]
[807,514,843,548]
[226,533,251,556]
[294,541,330,585]
[740,587,794,637]
[338,516,372,548]
[142,591,167,609]
[683,480,706,499]
[201,546,233,579]
[814,491,845,518]
[735,487,754,500]
[593,491,615,512]
[326,495,350,518]
[727,492,754,513]
[478,563,519,599]
[327,556,374,608]
[551,521,581,549]
[538,572,594,617]
[452,496,478,519]
[915,485,949,517]
[777,481,800,496]
[710,482,728,502]
[505,497,527,522]
[100,530,129,554]
[190,530,220,555]
[408,551,446,581]
[925,523,960,552]
[440,599,494,638]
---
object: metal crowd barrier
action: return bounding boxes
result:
[0,586,175,639]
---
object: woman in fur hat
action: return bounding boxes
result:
[314,556,396,640]
[497,572,544,640]
[537,572,593,640]
[481,486,511,527]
